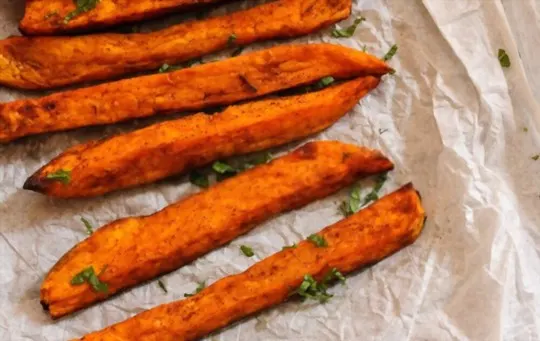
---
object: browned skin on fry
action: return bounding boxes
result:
[20,0,230,35]
[73,184,425,341]
[40,141,394,319]
[24,77,380,198]
[4,0,352,89]
[0,44,390,143]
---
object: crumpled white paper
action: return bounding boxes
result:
[1,0,539,340]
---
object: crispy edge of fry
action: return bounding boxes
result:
[4,0,352,89]
[0,43,390,143]
[24,76,381,198]
[39,141,394,319]
[73,184,425,341]
[19,0,228,35]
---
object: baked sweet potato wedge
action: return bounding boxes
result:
[73,183,425,340]
[24,77,380,198]
[20,0,230,35]
[40,141,394,319]
[0,43,390,143]
[4,0,352,89]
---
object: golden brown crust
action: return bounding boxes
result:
[0,43,390,143]
[5,0,352,89]
[40,141,394,319]
[19,0,229,35]
[24,77,381,198]
[73,184,425,340]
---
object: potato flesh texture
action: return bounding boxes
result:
[0,43,389,143]
[4,0,352,89]
[75,184,425,341]
[28,77,380,198]
[20,0,228,35]
[40,141,394,319]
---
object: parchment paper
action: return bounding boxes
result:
[1,0,539,340]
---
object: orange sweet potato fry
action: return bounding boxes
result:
[40,141,394,319]
[24,77,381,198]
[73,184,425,340]
[19,0,229,35]
[0,43,390,143]
[4,0,353,89]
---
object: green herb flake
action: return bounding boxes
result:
[307,234,328,248]
[228,34,237,47]
[532,155,539,161]
[184,281,206,297]
[80,217,94,235]
[157,279,168,293]
[294,274,333,303]
[45,169,71,185]
[240,245,255,257]
[316,76,335,89]
[332,17,366,38]
[189,170,209,188]
[383,45,398,61]
[362,172,388,206]
[70,266,108,293]
[498,49,511,68]
[64,0,101,24]
[322,268,346,286]
[282,243,297,250]
[212,161,237,174]
[523,127,528,132]
[340,173,388,217]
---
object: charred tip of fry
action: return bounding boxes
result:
[23,175,47,193]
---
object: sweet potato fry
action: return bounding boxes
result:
[24,77,380,198]
[40,141,394,319]
[3,0,352,89]
[20,0,230,35]
[0,43,390,143]
[73,184,425,340]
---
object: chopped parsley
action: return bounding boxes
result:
[339,186,361,217]
[523,127,528,132]
[157,279,168,293]
[184,281,206,297]
[498,49,511,68]
[383,45,398,61]
[293,268,345,303]
[212,161,237,174]
[316,76,335,89]
[532,155,539,161]
[282,243,297,250]
[70,266,108,293]
[240,245,255,257]
[228,34,237,47]
[362,173,388,205]
[332,17,366,38]
[322,268,346,285]
[80,217,94,235]
[64,0,100,24]
[45,169,71,185]
[307,234,328,248]
[189,170,210,188]
[340,173,388,216]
